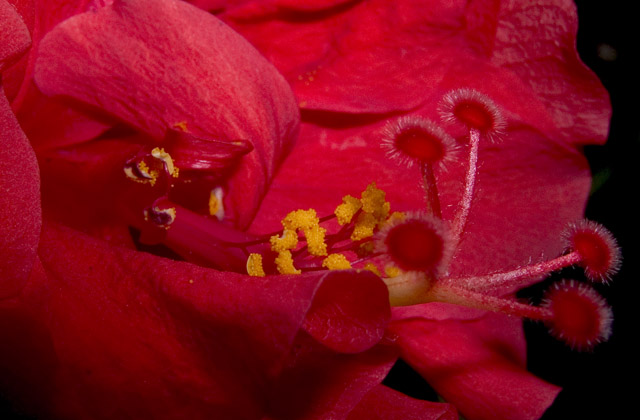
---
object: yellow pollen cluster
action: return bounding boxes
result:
[361,183,387,214]
[351,183,391,240]
[246,254,265,277]
[335,195,362,225]
[304,225,328,256]
[246,183,402,278]
[322,254,352,270]
[208,187,225,220]
[261,209,331,275]
[280,209,327,256]
[151,147,179,178]
[275,250,301,275]
[270,229,298,252]
[283,209,319,230]
[363,262,381,276]
[352,213,377,241]
[124,161,159,186]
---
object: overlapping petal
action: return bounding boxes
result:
[1,222,392,419]
[347,385,457,420]
[3,0,109,151]
[0,0,41,299]
[390,314,560,420]
[34,0,299,227]
[214,0,609,145]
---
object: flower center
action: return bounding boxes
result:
[120,89,618,351]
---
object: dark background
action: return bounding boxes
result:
[531,0,635,418]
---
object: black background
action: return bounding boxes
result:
[531,1,634,418]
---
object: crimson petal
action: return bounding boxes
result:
[0,0,41,299]
[347,385,458,420]
[222,0,609,145]
[2,222,391,418]
[3,0,110,151]
[390,314,560,420]
[266,331,397,420]
[34,0,299,227]
[0,0,30,72]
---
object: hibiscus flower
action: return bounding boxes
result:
[1,0,614,420]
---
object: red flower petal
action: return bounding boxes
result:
[390,314,560,420]
[0,2,41,298]
[34,0,299,227]
[2,222,391,418]
[36,137,142,246]
[3,0,110,151]
[267,332,397,420]
[0,0,31,72]
[347,385,458,420]
[490,0,611,145]
[303,270,390,353]
[221,0,609,145]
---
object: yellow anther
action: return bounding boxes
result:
[322,254,352,270]
[275,250,301,275]
[385,265,403,278]
[335,195,362,225]
[361,182,388,215]
[208,187,225,220]
[363,262,381,276]
[246,254,266,277]
[304,225,328,256]
[374,201,391,227]
[151,147,178,177]
[124,160,159,186]
[282,209,319,231]
[351,212,377,241]
[270,229,298,252]
[174,121,189,132]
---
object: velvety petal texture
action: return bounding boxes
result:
[1,222,392,418]
[34,0,299,227]
[3,0,110,151]
[0,0,41,299]
[0,0,30,72]
[390,314,560,420]
[347,385,457,420]
[218,0,609,145]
